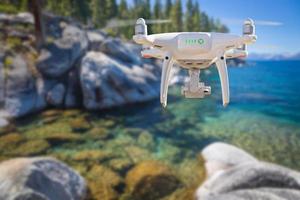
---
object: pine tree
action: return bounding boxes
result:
[91,0,107,28]
[71,0,90,23]
[106,0,118,19]
[153,0,163,33]
[170,0,183,32]
[118,0,132,39]
[165,0,172,18]
[164,0,172,32]
[209,17,217,31]
[200,12,210,31]
[118,0,127,18]
[184,0,193,31]
[191,1,201,31]
[20,0,28,11]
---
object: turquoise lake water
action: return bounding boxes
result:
[3,60,300,174]
[101,60,300,168]
[2,60,300,198]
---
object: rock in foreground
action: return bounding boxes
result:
[0,157,86,200]
[196,142,300,200]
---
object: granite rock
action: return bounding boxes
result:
[0,157,87,200]
[196,142,300,200]
[37,25,88,78]
[80,51,160,110]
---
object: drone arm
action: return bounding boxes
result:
[141,47,164,59]
[160,53,174,107]
[225,49,248,59]
[215,57,230,106]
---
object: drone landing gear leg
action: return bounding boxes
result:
[160,53,174,107]
[215,57,230,106]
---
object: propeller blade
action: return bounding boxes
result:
[223,18,283,26]
[104,19,171,29]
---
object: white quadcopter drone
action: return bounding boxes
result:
[133,18,257,107]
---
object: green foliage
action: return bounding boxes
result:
[191,1,201,32]
[0,3,18,14]
[71,0,90,23]
[106,0,118,19]
[1,0,229,39]
[19,0,28,11]
[153,0,163,33]
[170,0,183,32]
[6,37,22,49]
[184,0,194,31]
[91,0,107,28]
[4,56,13,68]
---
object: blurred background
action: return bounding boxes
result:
[0,1,300,200]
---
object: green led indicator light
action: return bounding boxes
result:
[185,38,205,45]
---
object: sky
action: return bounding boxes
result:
[127,0,300,54]
[195,0,300,54]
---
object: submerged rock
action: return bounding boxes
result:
[108,158,133,173]
[196,142,300,200]
[86,164,122,200]
[0,157,87,200]
[12,139,50,156]
[0,133,24,152]
[137,131,155,149]
[124,145,153,163]
[87,127,111,140]
[70,117,91,132]
[72,150,112,163]
[125,161,181,200]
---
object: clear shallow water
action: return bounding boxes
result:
[1,61,300,199]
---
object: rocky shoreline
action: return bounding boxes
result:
[1,142,300,200]
[0,12,174,123]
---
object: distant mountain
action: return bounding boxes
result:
[248,52,300,61]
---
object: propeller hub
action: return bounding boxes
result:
[243,18,255,35]
[135,18,147,35]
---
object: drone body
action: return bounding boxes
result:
[133,18,257,107]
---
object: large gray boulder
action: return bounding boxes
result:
[4,55,39,118]
[37,25,88,78]
[196,142,300,200]
[2,55,55,118]
[201,142,257,178]
[80,51,160,110]
[99,38,140,64]
[0,157,87,200]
